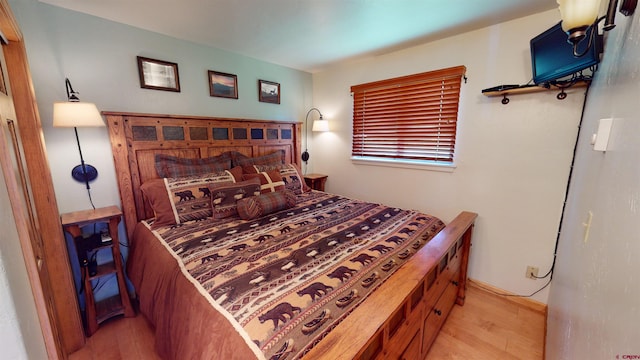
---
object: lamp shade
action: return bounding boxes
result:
[53,102,104,127]
[557,0,602,32]
[312,119,329,132]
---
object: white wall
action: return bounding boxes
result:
[545,10,640,360]
[10,0,313,216]
[313,9,584,303]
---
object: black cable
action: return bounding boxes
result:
[480,83,591,300]
[91,278,101,292]
[79,265,86,295]
[90,250,107,293]
[87,188,96,209]
[528,78,592,283]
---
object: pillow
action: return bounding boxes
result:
[232,150,285,168]
[242,170,285,194]
[155,153,234,178]
[140,167,242,227]
[140,179,176,228]
[246,163,310,194]
[210,178,262,219]
[236,190,297,220]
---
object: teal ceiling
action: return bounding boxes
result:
[39,0,558,72]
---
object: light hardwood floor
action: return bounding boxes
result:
[427,282,545,359]
[69,283,545,359]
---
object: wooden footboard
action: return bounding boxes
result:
[304,211,477,360]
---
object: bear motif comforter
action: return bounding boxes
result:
[128,191,444,359]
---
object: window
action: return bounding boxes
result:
[351,65,466,164]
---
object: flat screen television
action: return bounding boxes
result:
[530,22,601,84]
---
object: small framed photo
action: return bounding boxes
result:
[258,79,280,104]
[208,70,238,99]
[137,56,180,92]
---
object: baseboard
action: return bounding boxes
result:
[468,278,548,315]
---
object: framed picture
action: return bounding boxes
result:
[137,56,180,92]
[258,79,280,104]
[208,70,238,99]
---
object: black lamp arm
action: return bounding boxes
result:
[74,127,90,190]
[65,78,80,102]
[302,107,324,164]
[71,126,99,190]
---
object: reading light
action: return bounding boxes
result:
[558,0,637,57]
[312,117,330,132]
[53,78,104,190]
[301,107,328,164]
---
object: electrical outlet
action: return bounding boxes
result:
[526,266,539,279]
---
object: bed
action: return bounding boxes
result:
[105,111,477,360]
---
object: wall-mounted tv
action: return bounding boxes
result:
[530,22,602,85]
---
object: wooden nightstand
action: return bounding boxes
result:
[61,205,134,336]
[304,173,328,192]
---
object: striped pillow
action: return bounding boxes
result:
[231,150,285,168]
[236,190,297,220]
[155,153,233,178]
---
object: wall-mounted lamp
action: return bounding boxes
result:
[558,0,637,56]
[301,107,328,164]
[53,78,104,191]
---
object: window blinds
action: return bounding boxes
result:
[351,65,466,163]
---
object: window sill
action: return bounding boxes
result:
[351,157,456,173]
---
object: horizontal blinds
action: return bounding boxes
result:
[351,65,466,162]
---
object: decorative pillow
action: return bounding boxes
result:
[140,167,242,227]
[155,152,234,178]
[236,190,297,220]
[246,163,310,194]
[140,179,176,228]
[232,150,285,168]
[210,178,262,219]
[242,170,285,194]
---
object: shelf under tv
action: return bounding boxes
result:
[482,80,591,104]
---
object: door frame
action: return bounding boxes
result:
[0,0,85,357]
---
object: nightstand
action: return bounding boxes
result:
[61,205,134,336]
[304,173,328,192]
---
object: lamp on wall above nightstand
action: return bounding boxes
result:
[53,78,104,193]
[301,107,328,164]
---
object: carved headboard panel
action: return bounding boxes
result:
[104,111,302,240]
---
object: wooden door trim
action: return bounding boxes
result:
[0,0,85,356]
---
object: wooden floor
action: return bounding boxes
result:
[426,283,545,360]
[69,283,545,360]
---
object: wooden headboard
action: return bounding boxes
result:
[104,111,302,240]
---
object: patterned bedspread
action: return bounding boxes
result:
[147,191,444,359]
